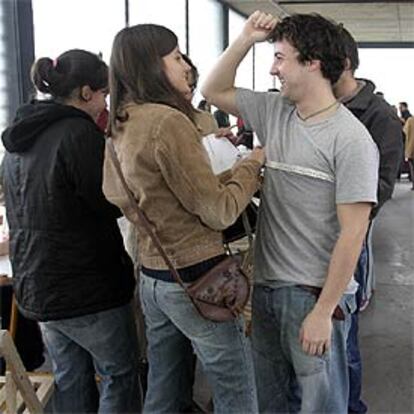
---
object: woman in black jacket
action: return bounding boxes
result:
[1,50,141,413]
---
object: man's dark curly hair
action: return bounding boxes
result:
[339,25,359,73]
[268,13,346,85]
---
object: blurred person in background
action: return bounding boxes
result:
[399,101,411,124]
[403,116,414,189]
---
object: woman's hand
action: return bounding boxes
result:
[248,147,266,166]
[215,127,237,144]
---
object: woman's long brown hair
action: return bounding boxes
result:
[108,24,195,136]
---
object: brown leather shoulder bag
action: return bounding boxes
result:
[106,138,250,322]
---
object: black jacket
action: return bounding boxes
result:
[344,80,403,216]
[2,101,135,321]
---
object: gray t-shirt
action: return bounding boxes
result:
[236,89,379,289]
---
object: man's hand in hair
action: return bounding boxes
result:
[242,10,278,44]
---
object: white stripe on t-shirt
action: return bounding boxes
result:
[266,161,335,183]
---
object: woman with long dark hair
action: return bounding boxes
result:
[2,49,141,413]
[103,25,264,413]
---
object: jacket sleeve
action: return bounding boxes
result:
[154,112,261,230]
[62,121,122,220]
[370,113,403,216]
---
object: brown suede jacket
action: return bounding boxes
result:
[103,103,261,270]
[404,117,414,159]
[194,109,219,136]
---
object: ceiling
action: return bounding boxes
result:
[220,0,414,46]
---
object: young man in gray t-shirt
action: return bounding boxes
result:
[203,12,378,413]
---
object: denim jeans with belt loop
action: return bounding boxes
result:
[39,302,142,413]
[252,284,355,414]
[139,273,258,414]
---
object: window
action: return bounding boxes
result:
[358,48,414,109]
[129,0,186,52]
[254,42,278,92]
[188,0,223,106]
[229,10,253,89]
[32,0,125,63]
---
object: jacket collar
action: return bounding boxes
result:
[340,78,376,111]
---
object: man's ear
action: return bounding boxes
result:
[80,85,92,102]
[344,57,352,71]
[307,59,321,73]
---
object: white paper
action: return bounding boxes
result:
[202,134,241,174]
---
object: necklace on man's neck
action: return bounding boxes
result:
[297,100,339,122]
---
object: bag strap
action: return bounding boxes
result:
[106,138,191,294]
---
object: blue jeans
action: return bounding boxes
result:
[139,273,258,414]
[252,285,355,413]
[347,243,368,413]
[39,302,142,413]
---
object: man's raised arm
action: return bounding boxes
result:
[201,11,277,117]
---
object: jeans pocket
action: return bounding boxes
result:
[294,347,330,376]
[169,290,220,337]
[339,294,357,316]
